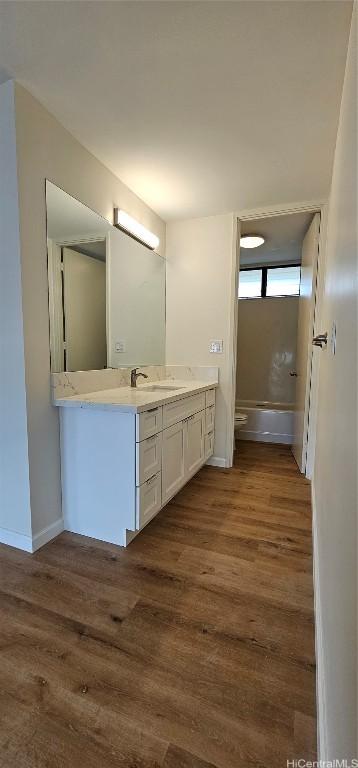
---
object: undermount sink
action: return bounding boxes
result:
[138,384,185,392]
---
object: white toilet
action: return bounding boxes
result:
[234,411,248,447]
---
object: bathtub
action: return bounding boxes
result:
[236,400,294,445]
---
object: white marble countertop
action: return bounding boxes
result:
[53,379,218,413]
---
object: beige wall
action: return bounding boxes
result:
[313,6,357,759]
[166,214,237,465]
[0,81,31,539]
[7,82,165,542]
[236,297,298,404]
[107,228,166,368]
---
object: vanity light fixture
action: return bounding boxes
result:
[240,235,265,249]
[114,208,160,250]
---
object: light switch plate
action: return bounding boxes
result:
[209,339,223,354]
[115,340,126,353]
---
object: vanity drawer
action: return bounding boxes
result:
[136,433,162,485]
[205,405,215,434]
[205,430,214,459]
[163,392,205,429]
[136,407,163,441]
[136,471,162,530]
[205,388,216,408]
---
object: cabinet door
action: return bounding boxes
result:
[185,411,205,479]
[205,430,214,460]
[205,388,216,408]
[162,421,186,505]
[205,405,215,435]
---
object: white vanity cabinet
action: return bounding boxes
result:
[60,385,216,547]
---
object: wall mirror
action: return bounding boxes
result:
[46,181,165,372]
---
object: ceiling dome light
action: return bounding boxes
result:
[240,235,265,249]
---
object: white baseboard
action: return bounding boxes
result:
[0,527,33,553]
[32,518,64,552]
[125,527,139,546]
[206,456,227,468]
[312,481,328,761]
[0,518,64,554]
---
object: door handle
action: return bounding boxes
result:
[289,371,298,377]
[312,332,328,348]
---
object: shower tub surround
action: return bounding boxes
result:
[53,365,218,547]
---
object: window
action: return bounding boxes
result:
[266,266,301,297]
[238,265,300,299]
[238,269,262,299]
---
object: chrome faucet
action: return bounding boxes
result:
[130,368,148,388]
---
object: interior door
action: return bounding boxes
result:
[162,421,186,505]
[185,411,205,478]
[292,213,320,472]
[63,247,106,371]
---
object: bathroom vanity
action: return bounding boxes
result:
[55,378,217,546]
[46,180,218,550]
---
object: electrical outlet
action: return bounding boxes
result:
[115,340,126,353]
[209,339,223,354]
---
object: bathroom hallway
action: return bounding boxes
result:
[0,442,316,768]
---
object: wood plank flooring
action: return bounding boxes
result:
[0,442,316,768]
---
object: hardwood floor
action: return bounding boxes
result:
[0,442,316,768]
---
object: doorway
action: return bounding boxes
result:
[291,213,321,473]
[47,236,107,372]
[62,245,107,372]
[232,204,324,477]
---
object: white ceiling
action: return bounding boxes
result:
[0,1,352,222]
[240,211,314,267]
[72,241,107,263]
[46,181,109,259]
[46,181,110,241]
